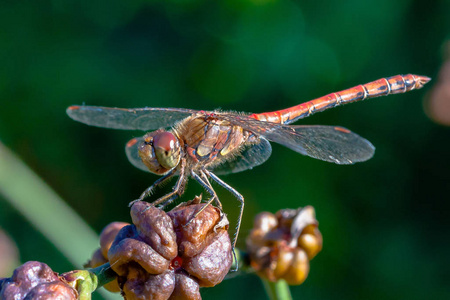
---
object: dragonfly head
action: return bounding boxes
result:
[138,130,181,174]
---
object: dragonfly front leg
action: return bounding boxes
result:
[129,168,177,207]
[151,158,187,208]
[203,169,244,250]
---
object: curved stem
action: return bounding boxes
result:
[90,263,118,287]
[261,278,292,300]
[0,142,120,300]
[61,263,118,300]
[0,142,99,266]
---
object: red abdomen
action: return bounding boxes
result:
[250,74,430,124]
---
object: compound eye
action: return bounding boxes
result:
[153,132,177,152]
[153,132,180,169]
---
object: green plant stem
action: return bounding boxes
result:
[64,269,98,300]
[90,263,118,287]
[0,142,120,300]
[61,263,117,300]
[0,142,99,266]
[261,278,292,300]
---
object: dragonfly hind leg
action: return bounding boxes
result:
[189,170,224,223]
[192,169,237,271]
[203,169,244,250]
[199,170,223,209]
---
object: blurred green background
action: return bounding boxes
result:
[1,0,449,299]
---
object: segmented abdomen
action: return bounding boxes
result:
[250,74,430,124]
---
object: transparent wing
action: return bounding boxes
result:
[216,114,375,164]
[282,125,375,164]
[67,105,198,130]
[125,137,150,172]
[209,137,272,175]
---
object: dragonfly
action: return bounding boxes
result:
[67,74,430,248]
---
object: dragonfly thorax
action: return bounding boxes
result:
[138,130,181,175]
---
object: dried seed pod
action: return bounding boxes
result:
[121,268,176,300]
[297,224,323,260]
[246,206,322,285]
[0,261,77,300]
[109,217,175,276]
[247,212,278,245]
[86,221,129,293]
[130,204,178,261]
[280,248,309,285]
[100,222,130,258]
[171,271,201,300]
[108,198,232,299]
[167,200,232,288]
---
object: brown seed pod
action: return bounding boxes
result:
[246,206,322,285]
[100,222,130,258]
[86,221,129,293]
[108,197,232,299]
[0,261,77,300]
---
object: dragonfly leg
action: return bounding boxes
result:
[191,171,218,203]
[187,171,225,227]
[199,170,223,209]
[156,192,182,209]
[130,168,177,206]
[192,170,223,209]
[151,158,187,207]
[198,170,230,232]
[192,169,235,271]
[203,169,244,251]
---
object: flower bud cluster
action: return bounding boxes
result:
[246,206,322,285]
[0,261,77,299]
[106,198,232,299]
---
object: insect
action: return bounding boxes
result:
[67,74,430,247]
